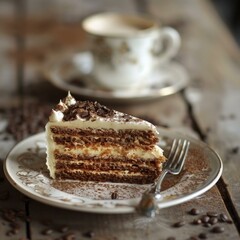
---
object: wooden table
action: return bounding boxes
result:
[0,0,240,239]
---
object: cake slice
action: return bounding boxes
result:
[45,92,166,184]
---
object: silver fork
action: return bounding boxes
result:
[137,138,190,217]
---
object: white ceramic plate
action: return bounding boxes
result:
[43,52,189,103]
[4,128,222,214]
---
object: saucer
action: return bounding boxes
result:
[43,51,189,103]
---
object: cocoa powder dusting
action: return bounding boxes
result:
[161,142,209,192]
[51,140,211,200]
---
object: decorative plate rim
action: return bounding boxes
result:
[4,128,223,214]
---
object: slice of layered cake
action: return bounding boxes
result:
[46,92,166,184]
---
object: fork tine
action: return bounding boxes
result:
[171,139,182,167]
[167,139,177,159]
[177,140,190,171]
[169,139,182,168]
[164,139,177,168]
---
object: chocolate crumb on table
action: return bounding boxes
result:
[5,101,51,141]
[1,208,26,238]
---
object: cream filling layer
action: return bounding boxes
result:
[54,145,163,159]
[46,124,163,179]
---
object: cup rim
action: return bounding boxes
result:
[82,12,159,38]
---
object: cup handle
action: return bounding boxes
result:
[155,27,181,64]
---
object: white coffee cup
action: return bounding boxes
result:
[82,12,181,90]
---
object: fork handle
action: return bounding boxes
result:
[154,169,169,195]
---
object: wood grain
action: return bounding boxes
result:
[28,187,238,240]
[148,0,240,220]
[0,114,27,239]
[0,0,240,239]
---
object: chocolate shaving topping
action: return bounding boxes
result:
[55,103,65,111]
[78,109,89,119]
[57,100,124,121]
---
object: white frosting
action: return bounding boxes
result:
[48,93,158,134]
[64,91,76,106]
[49,110,64,122]
[47,119,157,132]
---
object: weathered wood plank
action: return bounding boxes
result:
[0,1,17,97]
[28,187,238,240]
[1,0,239,239]
[0,113,27,239]
[147,0,240,220]
[147,0,240,236]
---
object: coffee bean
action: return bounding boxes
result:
[207,211,218,217]
[172,220,186,228]
[219,213,228,222]
[209,217,218,225]
[189,208,200,215]
[211,226,225,233]
[201,215,210,223]
[198,232,207,239]
[192,218,202,225]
